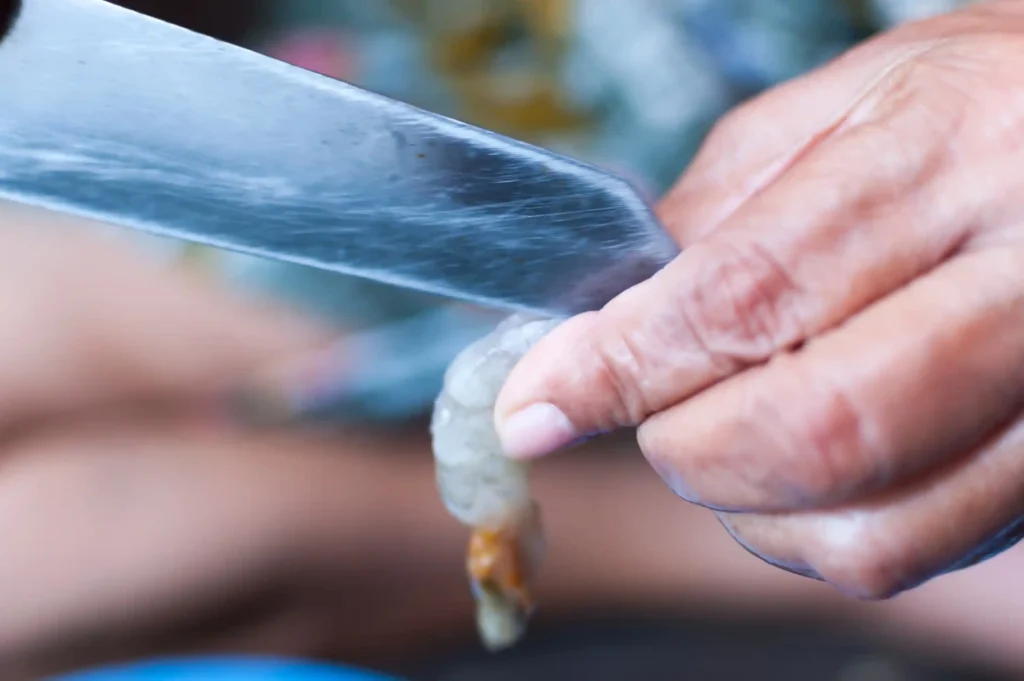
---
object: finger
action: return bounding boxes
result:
[0,223,329,427]
[659,22,945,244]
[638,247,1024,512]
[495,44,985,458]
[715,410,1024,600]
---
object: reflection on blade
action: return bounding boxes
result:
[0,0,678,315]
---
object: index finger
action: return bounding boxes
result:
[496,37,981,457]
[659,14,944,245]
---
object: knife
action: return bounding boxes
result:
[0,0,679,316]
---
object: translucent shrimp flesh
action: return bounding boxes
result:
[430,313,560,651]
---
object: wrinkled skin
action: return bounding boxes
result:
[496,1,1024,600]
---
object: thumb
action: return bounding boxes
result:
[493,21,961,459]
[493,230,809,459]
[493,265,692,460]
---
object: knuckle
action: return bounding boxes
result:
[872,54,962,127]
[543,311,661,431]
[754,364,879,506]
[803,516,911,600]
[591,319,662,426]
[678,238,805,368]
[850,42,984,148]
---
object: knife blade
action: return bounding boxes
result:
[0,0,679,316]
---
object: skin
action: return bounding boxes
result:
[0,211,730,676]
[4,208,1024,677]
[0,210,498,676]
[496,0,1024,600]
[14,6,1024,673]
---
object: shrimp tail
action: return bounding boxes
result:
[431,314,559,651]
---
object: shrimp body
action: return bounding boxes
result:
[431,314,559,650]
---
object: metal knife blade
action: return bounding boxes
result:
[0,0,679,316]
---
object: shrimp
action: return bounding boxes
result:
[430,313,561,651]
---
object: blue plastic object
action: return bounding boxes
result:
[54,657,404,681]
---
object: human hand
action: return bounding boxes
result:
[0,215,459,678]
[495,0,1024,599]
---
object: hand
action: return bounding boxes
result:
[495,0,1024,600]
[0,214,461,678]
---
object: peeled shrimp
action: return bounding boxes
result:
[430,313,560,651]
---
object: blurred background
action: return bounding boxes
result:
[18,0,1024,680]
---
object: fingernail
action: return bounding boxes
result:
[497,402,579,459]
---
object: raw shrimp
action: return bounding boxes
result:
[431,313,561,651]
